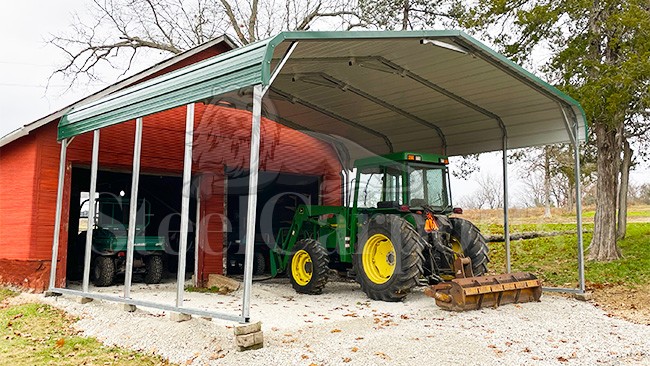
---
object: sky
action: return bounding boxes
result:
[0,1,90,137]
[0,1,647,207]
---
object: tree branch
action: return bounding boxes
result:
[220,0,249,44]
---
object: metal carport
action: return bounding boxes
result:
[49,30,588,323]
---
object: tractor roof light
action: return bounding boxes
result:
[439,158,449,164]
[407,154,422,161]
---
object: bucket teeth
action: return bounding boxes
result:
[426,272,542,311]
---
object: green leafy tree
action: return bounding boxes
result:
[462,0,650,261]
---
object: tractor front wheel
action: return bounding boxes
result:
[355,215,424,302]
[93,256,115,287]
[288,239,329,294]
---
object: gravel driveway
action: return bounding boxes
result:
[34,278,650,365]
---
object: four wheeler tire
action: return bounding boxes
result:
[253,251,266,276]
[144,255,164,284]
[288,239,329,294]
[93,256,115,287]
[355,214,424,302]
[449,217,489,276]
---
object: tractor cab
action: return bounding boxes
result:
[354,152,453,214]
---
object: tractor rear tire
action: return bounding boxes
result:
[288,239,329,295]
[449,217,489,276]
[93,256,115,287]
[144,255,164,284]
[355,214,424,302]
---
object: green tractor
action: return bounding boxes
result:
[268,152,491,301]
[79,195,166,287]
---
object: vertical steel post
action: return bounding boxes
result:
[82,130,100,293]
[124,118,143,299]
[574,121,586,293]
[241,85,264,322]
[193,177,201,287]
[503,136,511,273]
[176,103,195,307]
[48,139,69,290]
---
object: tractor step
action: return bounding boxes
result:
[424,272,542,311]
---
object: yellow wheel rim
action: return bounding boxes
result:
[291,250,313,286]
[451,239,463,258]
[362,234,396,284]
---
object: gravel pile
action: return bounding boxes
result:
[32,278,650,365]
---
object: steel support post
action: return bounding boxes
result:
[82,130,100,292]
[241,84,264,322]
[124,118,143,299]
[503,136,511,273]
[176,103,195,307]
[574,122,586,293]
[48,139,69,290]
[194,176,201,287]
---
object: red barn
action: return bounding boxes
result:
[0,36,343,291]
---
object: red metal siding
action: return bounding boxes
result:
[0,133,38,260]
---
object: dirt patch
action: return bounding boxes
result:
[591,284,650,325]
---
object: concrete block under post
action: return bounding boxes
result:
[75,296,93,304]
[122,304,137,312]
[170,312,192,322]
[234,321,263,351]
[573,292,593,301]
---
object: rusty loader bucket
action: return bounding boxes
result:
[425,272,542,311]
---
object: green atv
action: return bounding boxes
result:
[269,152,489,302]
[79,195,165,287]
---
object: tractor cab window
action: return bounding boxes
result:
[357,166,402,208]
[407,164,449,210]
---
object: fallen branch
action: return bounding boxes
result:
[485,230,591,243]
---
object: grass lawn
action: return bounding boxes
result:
[0,290,172,366]
[485,222,650,289]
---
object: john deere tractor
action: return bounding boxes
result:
[269,152,541,308]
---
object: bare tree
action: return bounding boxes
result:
[49,0,360,87]
[519,171,545,208]
[474,173,503,209]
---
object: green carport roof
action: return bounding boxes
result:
[58,30,587,157]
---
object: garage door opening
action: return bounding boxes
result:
[225,168,320,275]
[66,167,197,286]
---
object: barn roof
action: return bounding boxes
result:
[0,34,237,148]
[58,30,587,157]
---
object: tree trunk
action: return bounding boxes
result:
[544,146,552,217]
[617,138,632,239]
[401,0,409,30]
[589,123,622,261]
